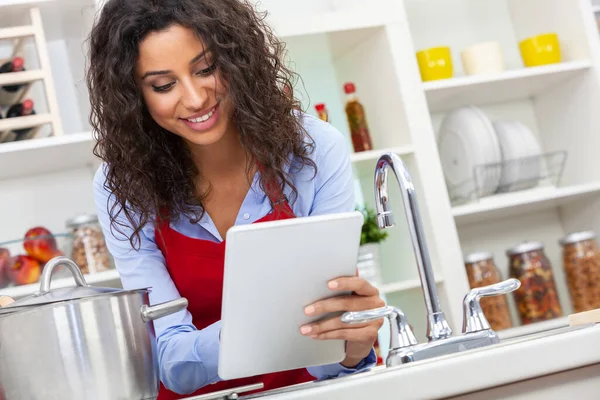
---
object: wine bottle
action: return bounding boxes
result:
[7,99,35,138]
[0,57,26,93]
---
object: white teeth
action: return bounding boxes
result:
[187,107,215,123]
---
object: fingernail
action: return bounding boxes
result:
[300,325,312,335]
[304,305,315,315]
[328,281,339,289]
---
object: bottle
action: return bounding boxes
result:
[6,99,35,138]
[559,231,600,313]
[507,241,562,325]
[344,82,373,153]
[0,57,26,94]
[464,252,513,330]
[315,103,329,122]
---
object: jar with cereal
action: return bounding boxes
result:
[464,252,513,331]
[559,231,600,313]
[66,214,112,274]
[507,242,562,325]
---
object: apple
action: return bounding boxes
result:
[0,248,11,289]
[7,255,41,286]
[23,227,63,263]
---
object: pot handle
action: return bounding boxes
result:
[37,256,89,295]
[141,298,189,323]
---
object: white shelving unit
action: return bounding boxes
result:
[379,276,444,295]
[1,0,599,345]
[452,182,600,226]
[349,145,414,163]
[0,131,96,180]
[424,60,592,113]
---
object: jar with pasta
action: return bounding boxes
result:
[464,252,513,331]
[559,231,600,313]
[507,242,562,325]
[66,214,112,274]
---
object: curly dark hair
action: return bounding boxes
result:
[86,0,316,248]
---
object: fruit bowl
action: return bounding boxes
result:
[0,231,73,289]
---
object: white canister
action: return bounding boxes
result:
[461,41,505,76]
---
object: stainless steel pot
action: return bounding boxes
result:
[0,256,188,400]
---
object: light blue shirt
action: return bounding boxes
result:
[93,113,376,395]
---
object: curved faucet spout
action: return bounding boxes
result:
[374,153,452,341]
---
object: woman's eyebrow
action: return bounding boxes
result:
[141,50,208,80]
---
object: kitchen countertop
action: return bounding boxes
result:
[236,323,600,400]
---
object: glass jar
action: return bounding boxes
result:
[507,242,562,325]
[559,231,600,313]
[66,214,112,274]
[464,252,513,331]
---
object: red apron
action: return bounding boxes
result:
[155,198,315,400]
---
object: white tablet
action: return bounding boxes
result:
[218,211,364,380]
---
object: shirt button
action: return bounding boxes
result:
[243,213,250,220]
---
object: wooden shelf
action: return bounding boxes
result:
[350,145,414,163]
[0,269,121,299]
[0,69,44,86]
[0,131,96,180]
[0,113,52,132]
[269,8,398,39]
[424,61,592,113]
[452,182,600,226]
[379,276,443,295]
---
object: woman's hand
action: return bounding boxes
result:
[300,277,385,368]
[0,296,14,307]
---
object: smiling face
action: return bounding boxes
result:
[136,25,234,147]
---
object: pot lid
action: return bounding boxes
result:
[559,231,597,246]
[1,256,123,313]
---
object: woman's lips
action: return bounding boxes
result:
[181,102,220,132]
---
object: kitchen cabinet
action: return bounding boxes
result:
[1,0,600,348]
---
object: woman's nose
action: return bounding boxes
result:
[181,79,207,111]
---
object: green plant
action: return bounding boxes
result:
[358,206,389,246]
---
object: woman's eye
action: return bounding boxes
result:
[152,82,175,93]
[196,63,217,77]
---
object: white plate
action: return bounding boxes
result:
[493,121,523,192]
[438,108,489,201]
[467,106,502,195]
[513,122,542,190]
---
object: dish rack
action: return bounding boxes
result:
[448,150,567,206]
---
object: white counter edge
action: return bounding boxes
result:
[254,324,600,400]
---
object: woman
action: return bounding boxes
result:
[87,0,384,398]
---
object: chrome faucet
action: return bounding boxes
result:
[343,152,520,367]
[373,153,452,341]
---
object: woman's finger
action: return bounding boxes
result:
[328,277,379,297]
[311,324,381,341]
[300,315,370,336]
[305,294,385,316]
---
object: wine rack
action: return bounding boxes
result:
[0,6,63,141]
